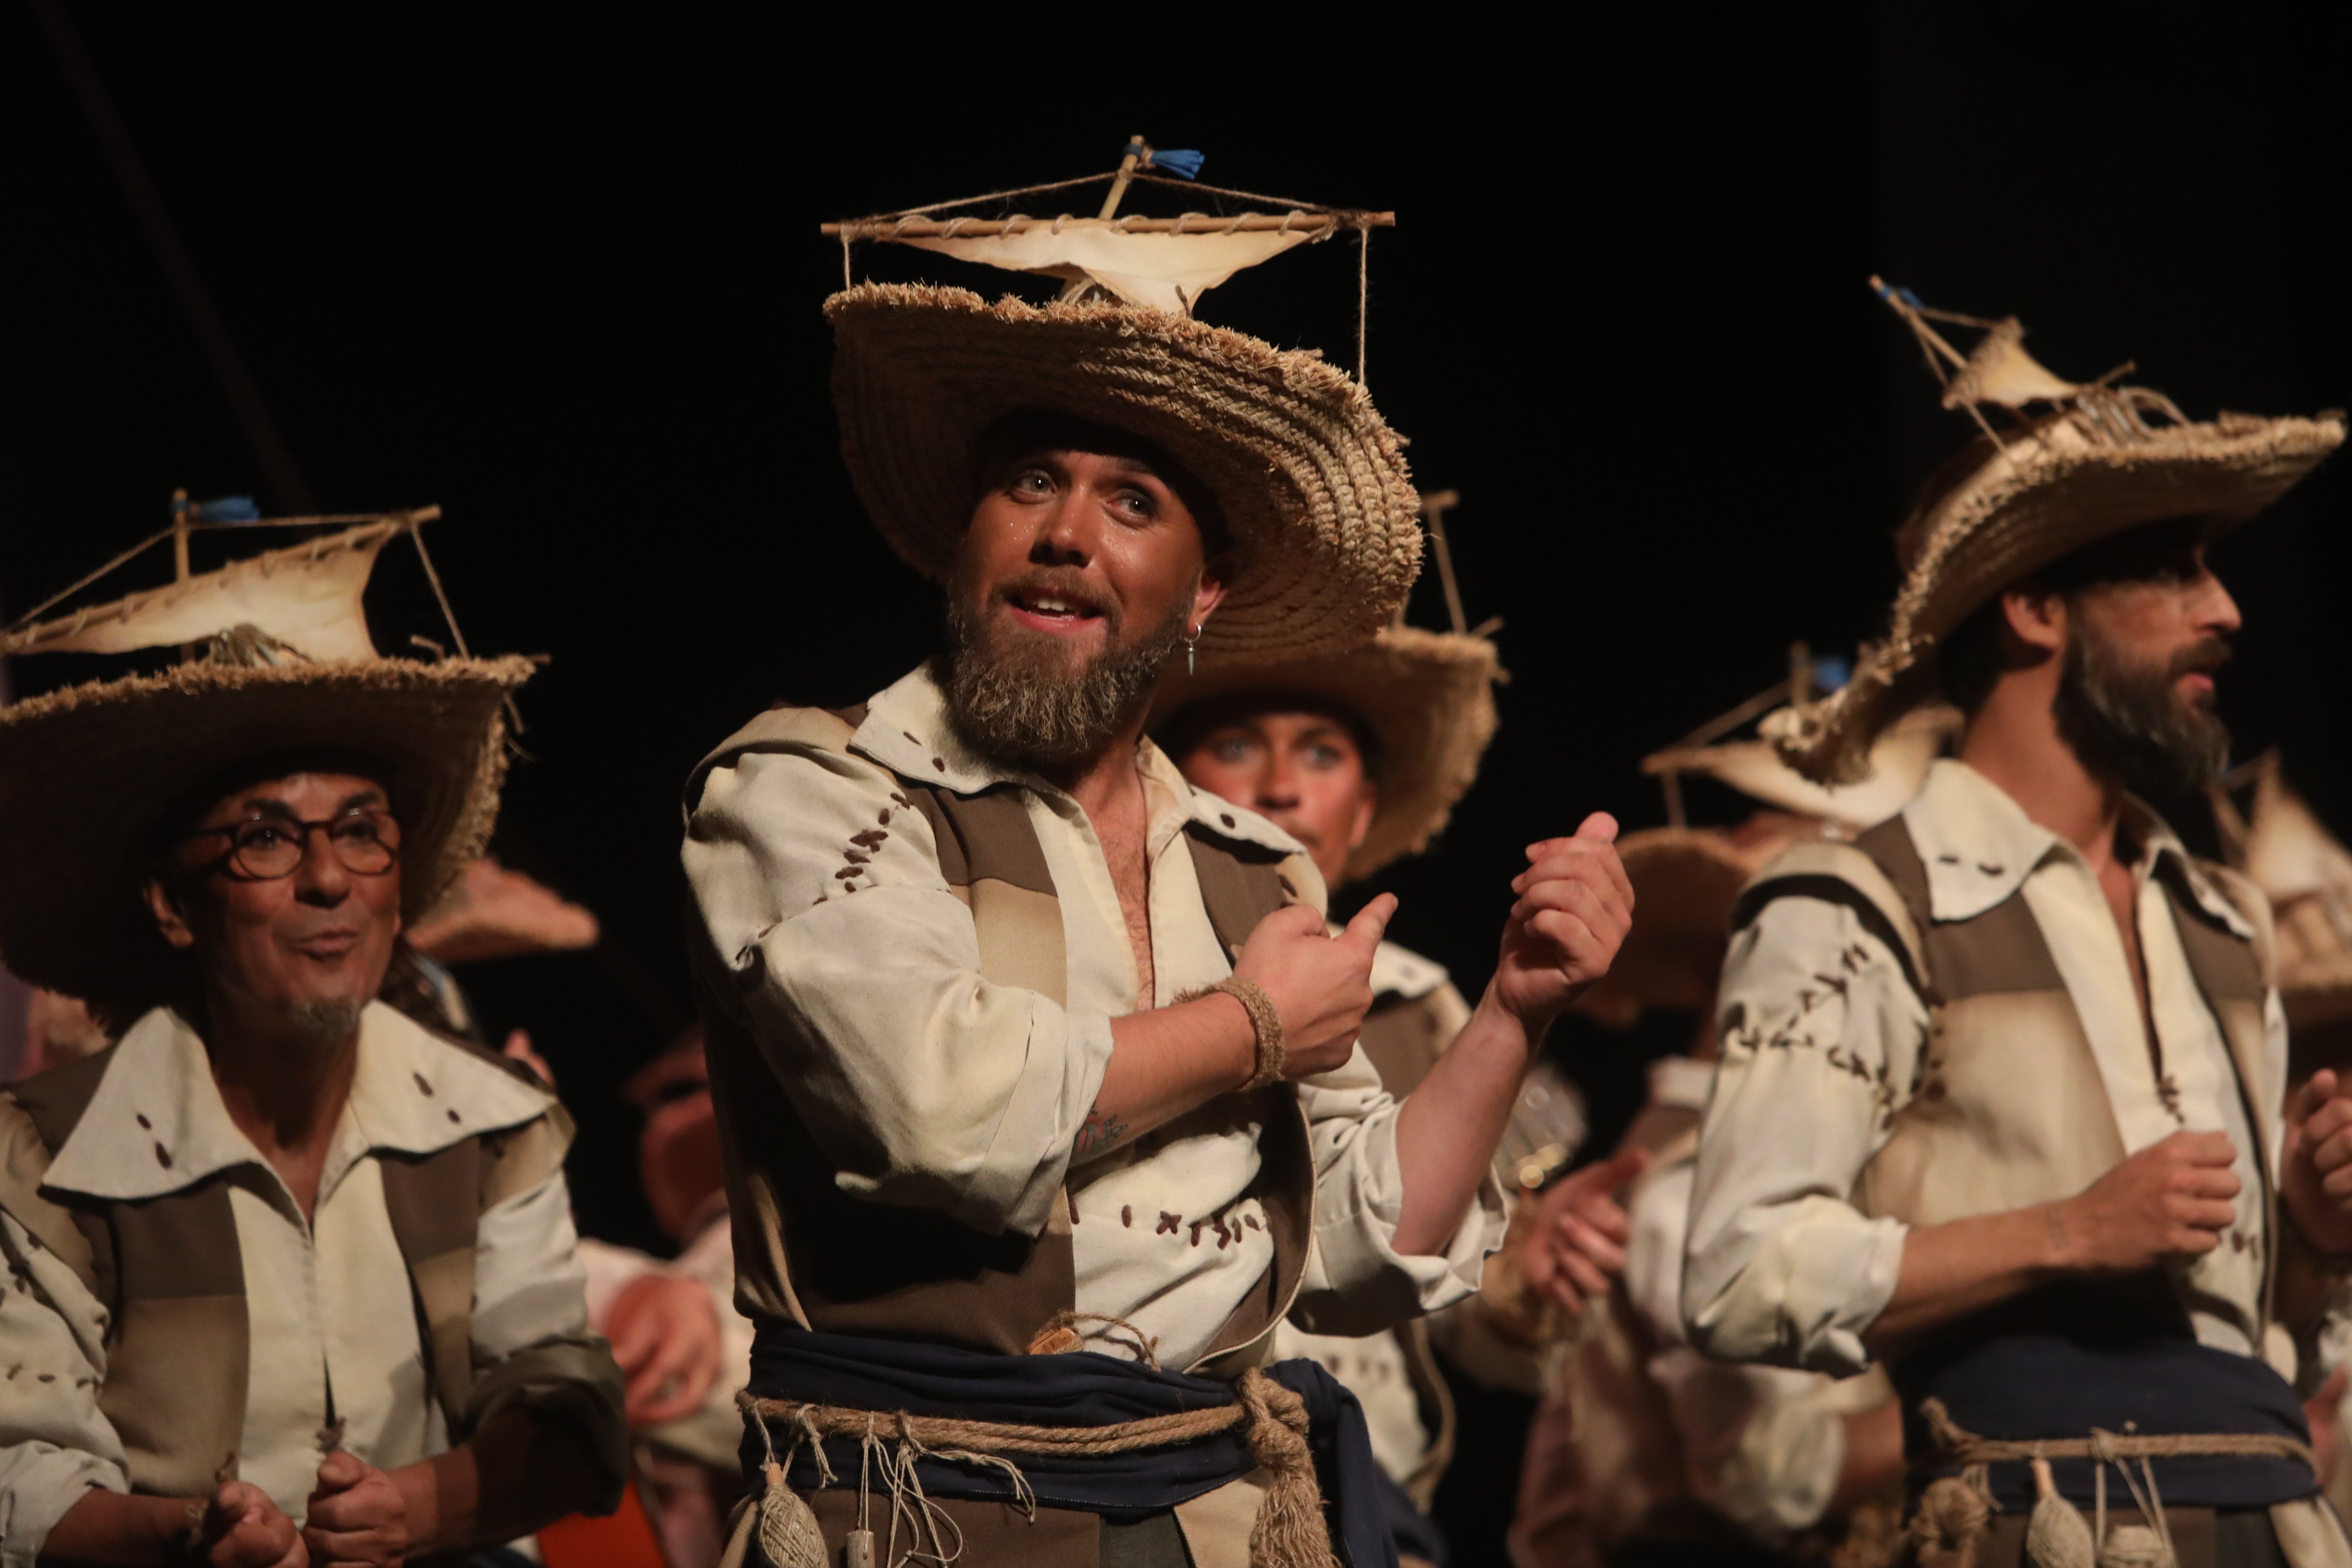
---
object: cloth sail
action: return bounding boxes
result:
[0,520,404,662]
[899,224,1320,313]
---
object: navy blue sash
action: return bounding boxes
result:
[1904,1333,2317,1510]
[743,1322,1397,1568]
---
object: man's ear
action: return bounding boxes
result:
[143,877,197,950]
[1191,551,1234,633]
[2000,585,2067,657]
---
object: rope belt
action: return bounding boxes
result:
[734,1365,1338,1568]
[1908,1397,2317,1568]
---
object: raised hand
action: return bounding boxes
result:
[1493,814,1633,1026]
[2052,1129,2239,1273]
[302,1451,410,1567]
[199,1480,309,1567]
[608,1271,726,1426]
[1521,1145,1650,1317]
[2285,1069,2352,1256]
[1232,894,1395,1079]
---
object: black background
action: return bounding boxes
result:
[4,6,2348,1553]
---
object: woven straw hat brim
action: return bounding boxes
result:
[0,655,534,1018]
[828,283,1423,660]
[1776,410,2345,783]
[1147,628,1499,881]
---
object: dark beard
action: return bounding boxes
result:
[2052,618,2232,798]
[942,570,1194,771]
[286,996,367,1050]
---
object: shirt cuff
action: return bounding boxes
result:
[1688,1198,1907,1376]
[955,1005,1116,1238]
[0,1448,129,1568]
[1296,1112,1510,1335]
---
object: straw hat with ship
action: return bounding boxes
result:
[0,501,532,1024]
[824,136,1423,661]
[1769,280,2344,785]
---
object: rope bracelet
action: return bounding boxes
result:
[1179,977,1286,1090]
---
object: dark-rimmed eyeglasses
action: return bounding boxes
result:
[180,809,403,881]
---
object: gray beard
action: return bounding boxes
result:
[284,996,367,1051]
[2052,618,2232,799]
[942,581,1193,772]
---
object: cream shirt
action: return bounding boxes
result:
[1685,759,2288,1377]
[0,1003,588,1561]
[681,664,1504,1373]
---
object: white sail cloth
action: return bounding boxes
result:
[901,224,1319,313]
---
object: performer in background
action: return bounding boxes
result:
[0,529,626,1566]
[683,279,1631,1567]
[1684,285,2349,1567]
[1155,601,1638,1566]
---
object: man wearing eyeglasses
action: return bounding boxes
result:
[0,649,627,1568]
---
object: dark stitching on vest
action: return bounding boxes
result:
[933,758,946,772]
[877,808,893,827]
[134,1114,151,1130]
[1978,863,2004,876]
[1936,854,1961,865]
[3,1365,16,1379]
[1219,814,1236,828]
[153,1141,172,1169]
[1244,1214,1261,1230]
[1189,1220,1208,1246]
[844,850,870,865]
[1157,1211,1180,1234]
[851,830,886,849]
[834,867,861,881]
[36,1372,52,1383]
[1121,1206,1133,1227]
[890,792,913,809]
[447,1109,462,1124]
[413,1073,435,1097]
[903,732,920,744]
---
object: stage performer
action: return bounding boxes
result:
[1683,288,2349,1567]
[682,282,1632,1568]
[1152,620,1639,1565]
[0,636,627,1566]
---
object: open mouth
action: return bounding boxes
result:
[1003,584,1109,636]
[289,928,361,960]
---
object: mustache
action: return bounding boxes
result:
[2169,636,2232,681]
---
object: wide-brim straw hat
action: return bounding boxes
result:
[1773,405,2344,784]
[828,282,1423,661]
[1573,815,1819,1024]
[0,654,534,1023]
[1146,626,1499,881]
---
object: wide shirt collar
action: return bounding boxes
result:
[1900,757,2252,937]
[850,661,1307,859]
[43,999,553,1204]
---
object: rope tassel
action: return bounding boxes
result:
[756,1459,827,1568]
[1236,1368,1341,1568]
[2026,1456,2096,1568]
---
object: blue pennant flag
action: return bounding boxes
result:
[193,495,261,523]
[1142,145,1204,181]
[1811,654,1853,693]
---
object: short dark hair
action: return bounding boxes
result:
[973,410,1231,555]
[1934,514,2222,715]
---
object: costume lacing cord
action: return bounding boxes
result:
[1907,1397,2316,1568]
[736,1365,1341,1568]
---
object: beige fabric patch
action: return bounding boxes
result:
[1171,1469,1269,1568]
[105,1293,248,1495]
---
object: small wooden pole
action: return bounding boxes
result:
[171,487,194,663]
[1097,136,1144,220]
[1419,489,1467,636]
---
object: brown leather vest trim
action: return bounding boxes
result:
[380,1140,485,1427]
[1183,825,1291,961]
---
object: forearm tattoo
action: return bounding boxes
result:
[1073,1100,1129,1162]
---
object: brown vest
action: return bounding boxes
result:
[1734,816,2279,1335]
[0,1027,583,1496]
[688,705,1318,1373]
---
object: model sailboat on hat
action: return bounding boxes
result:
[823,135,1393,349]
[0,492,467,667]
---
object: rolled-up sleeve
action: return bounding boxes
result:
[1291,1050,1510,1336]
[684,744,1113,1239]
[1683,894,1923,1375]
[0,1209,128,1568]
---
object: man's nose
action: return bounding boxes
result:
[1028,489,1097,565]
[293,831,351,905]
[2193,570,2243,637]
[1257,754,1302,808]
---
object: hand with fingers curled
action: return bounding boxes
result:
[607,1270,726,1428]
[2048,1128,2241,1274]
[1231,894,1395,1081]
[2284,1068,2352,1256]
[1493,814,1634,1029]
[1520,1145,1651,1318]
[196,1481,309,1567]
[300,1451,408,1568]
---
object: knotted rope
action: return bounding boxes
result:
[738,1366,1338,1568]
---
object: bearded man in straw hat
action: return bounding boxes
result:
[682,282,1632,1568]
[1683,287,2350,1567]
[0,634,628,1566]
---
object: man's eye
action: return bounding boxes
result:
[235,824,286,850]
[1212,738,1253,763]
[1304,744,1344,769]
[1010,471,1052,496]
[1113,489,1154,521]
[334,818,384,846]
